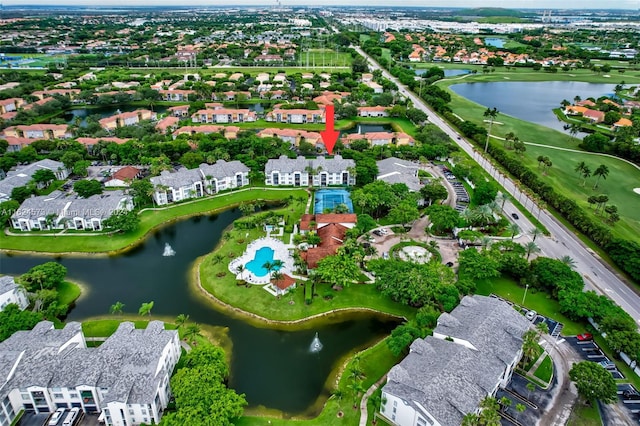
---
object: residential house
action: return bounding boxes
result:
[149,160,249,205]
[11,190,133,231]
[264,155,355,187]
[0,276,29,311]
[150,169,204,206]
[104,166,141,188]
[342,132,414,147]
[256,128,321,147]
[167,105,190,117]
[265,108,325,124]
[172,125,239,139]
[365,81,384,94]
[2,124,71,142]
[313,92,348,106]
[157,89,195,102]
[0,321,180,426]
[191,108,256,124]
[199,160,250,194]
[613,117,633,128]
[299,213,357,269]
[0,159,68,202]
[582,109,605,124]
[155,116,179,133]
[380,295,531,426]
[377,157,421,192]
[255,54,283,62]
[357,106,390,117]
[564,105,588,115]
[76,137,130,153]
[99,110,156,130]
[0,98,25,114]
[31,89,80,100]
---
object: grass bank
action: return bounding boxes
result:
[0,188,304,254]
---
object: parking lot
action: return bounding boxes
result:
[18,411,101,426]
[565,336,640,423]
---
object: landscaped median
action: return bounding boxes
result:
[0,187,307,254]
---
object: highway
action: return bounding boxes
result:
[353,46,640,326]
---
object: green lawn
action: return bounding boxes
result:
[533,354,553,384]
[301,49,353,67]
[475,276,584,336]
[57,280,81,306]
[0,188,305,253]
[237,337,402,425]
[522,144,640,242]
[567,400,601,426]
[437,75,640,243]
[381,48,392,63]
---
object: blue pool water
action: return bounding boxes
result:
[245,247,280,277]
[314,189,354,214]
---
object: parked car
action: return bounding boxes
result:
[511,213,520,220]
[598,360,616,370]
[49,408,66,426]
[622,390,640,400]
[525,310,537,321]
[446,262,454,267]
[383,252,389,260]
[372,230,383,237]
[576,333,593,341]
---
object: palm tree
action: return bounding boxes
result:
[495,192,509,210]
[330,388,345,411]
[175,313,189,328]
[592,164,609,189]
[515,403,526,423]
[138,301,154,316]
[560,255,577,269]
[480,236,493,251]
[235,264,246,281]
[508,222,521,240]
[483,107,499,153]
[574,161,587,178]
[530,227,543,242]
[211,253,224,265]
[580,165,591,187]
[499,396,512,412]
[184,323,202,345]
[262,261,274,280]
[109,301,125,316]
[524,241,540,260]
[461,413,480,426]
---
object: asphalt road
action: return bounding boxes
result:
[353,46,640,327]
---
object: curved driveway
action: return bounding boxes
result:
[353,46,640,326]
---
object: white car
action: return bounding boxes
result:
[49,408,66,426]
[525,310,537,321]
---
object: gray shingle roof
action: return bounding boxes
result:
[150,169,202,188]
[0,159,65,199]
[199,159,249,180]
[376,157,421,192]
[0,276,18,295]
[265,155,355,175]
[0,321,177,406]
[382,295,531,426]
[11,191,132,222]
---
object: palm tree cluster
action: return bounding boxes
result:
[536,156,552,174]
[575,162,609,189]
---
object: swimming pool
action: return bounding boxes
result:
[245,247,281,277]
[314,189,354,214]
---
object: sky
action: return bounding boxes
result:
[2,0,639,10]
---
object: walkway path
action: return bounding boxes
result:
[359,374,387,426]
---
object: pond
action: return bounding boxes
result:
[415,68,470,77]
[236,102,266,113]
[449,81,617,133]
[65,105,168,127]
[0,208,399,414]
[342,123,394,135]
[484,38,505,48]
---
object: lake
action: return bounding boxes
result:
[484,38,505,48]
[0,209,399,414]
[414,68,470,77]
[449,81,617,133]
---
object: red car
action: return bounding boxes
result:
[577,333,593,341]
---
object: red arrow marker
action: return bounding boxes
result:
[320,104,339,155]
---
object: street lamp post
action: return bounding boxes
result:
[522,284,529,305]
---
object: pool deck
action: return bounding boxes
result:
[229,237,295,285]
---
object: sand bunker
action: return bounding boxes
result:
[633,188,640,195]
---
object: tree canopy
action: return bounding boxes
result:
[569,361,618,404]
